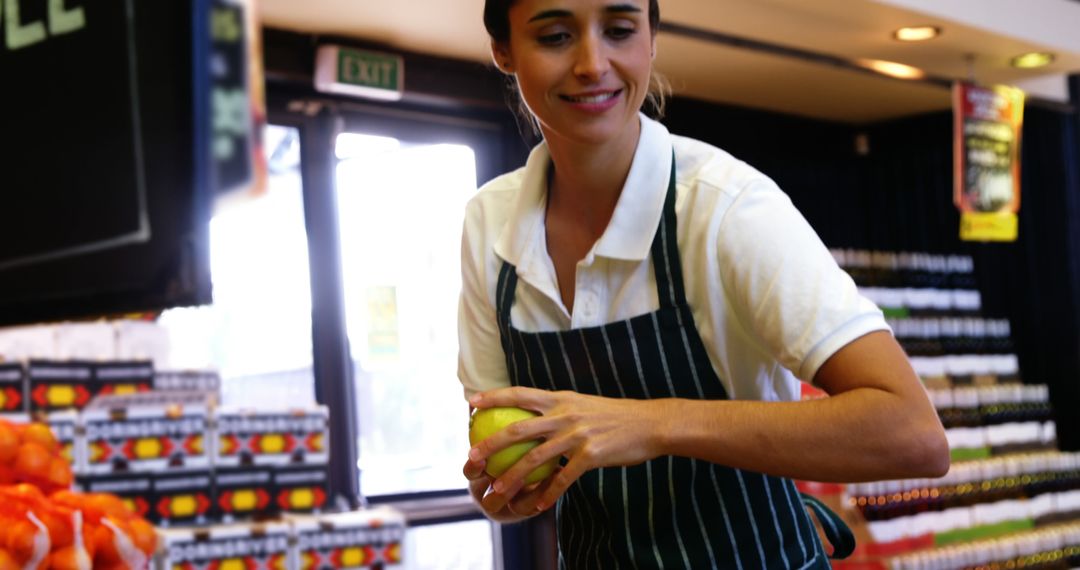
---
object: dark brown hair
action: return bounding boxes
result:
[484,0,661,44]
[483,0,669,126]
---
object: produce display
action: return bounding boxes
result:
[0,332,403,569]
[0,418,156,570]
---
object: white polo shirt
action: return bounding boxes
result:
[458,114,888,402]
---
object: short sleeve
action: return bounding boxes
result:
[716,180,890,382]
[457,198,512,400]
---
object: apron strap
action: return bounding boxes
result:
[800,493,856,559]
[648,150,688,311]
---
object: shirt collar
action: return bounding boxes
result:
[493,113,673,267]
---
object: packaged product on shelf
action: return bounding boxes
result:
[153,370,221,398]
[152,470,214,526]
[289,507,406,569]
[214,405,330,467]
[27,360,94,412]
[0,363,26,414]
[94,360,154,396]
[157,521,292,570]
[80,391,212,474]
[272,465,330,515]
[214,467,274,522]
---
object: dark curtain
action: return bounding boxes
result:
[664,97,1080,450]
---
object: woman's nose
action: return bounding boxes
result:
[573,33,609,81]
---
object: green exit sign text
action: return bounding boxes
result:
[315,46,404,101]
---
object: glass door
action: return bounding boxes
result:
[333,107,511,569]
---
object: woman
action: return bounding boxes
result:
[458,0,950,567]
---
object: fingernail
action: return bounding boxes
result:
[469,448,481,461]
[469,394,482,405]
[535,501,546,512]
[492,479,504,493]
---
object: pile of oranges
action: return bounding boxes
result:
[0,419,73,493]
[0,420,156,569]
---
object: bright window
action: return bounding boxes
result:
[335,133,478,497]
[159,125,316,407]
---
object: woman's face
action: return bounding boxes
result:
[496,0,655,147]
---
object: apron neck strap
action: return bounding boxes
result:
[649,150,688,310]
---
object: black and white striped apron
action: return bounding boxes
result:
[493,156,854,569]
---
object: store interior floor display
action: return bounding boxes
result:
[0,321,405,569]
[796,250,1080,570]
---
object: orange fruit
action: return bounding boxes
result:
[8,483,45,502]
[45,457,73,489]
[127,518,157,555]
[20,424,58,453]
[0,549,19,570]
[39,509,74,549]
[47,546,88,570]
[90,523,121,566]
[0,424,19,465]
[87,494,132,520]
[13,443,51,479]
[1,520,40,564]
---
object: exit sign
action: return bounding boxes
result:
[315,45,403,101]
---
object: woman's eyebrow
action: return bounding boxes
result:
[528,4,642,23]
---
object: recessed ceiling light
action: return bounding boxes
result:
[893,26,942,42]
[1010,52,1055,69]
[857,59,927,80]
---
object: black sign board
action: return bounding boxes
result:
[2,0,148,269]
[0,0,214,325]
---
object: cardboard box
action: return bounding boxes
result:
[82,391,212,474]
[153,470,214,526]
[153,370,221,398]
[27,359,94,411]
[214,467,274,522]
[289,508,406,569]
[272,465,330,515]
[157,521,291,570]
[215,406,330,467]
[95,360,154,397]
[0,363,26,413]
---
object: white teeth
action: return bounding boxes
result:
[566,92,616,103]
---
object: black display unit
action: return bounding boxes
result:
[0,0,214,325]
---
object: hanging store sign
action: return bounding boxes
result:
[209,0,267,200]
[953,82,1025,242]
[314,45,404,101]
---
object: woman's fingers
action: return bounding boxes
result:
[534,457,588,512]
[463,457,488,480]
[469,386,561,412]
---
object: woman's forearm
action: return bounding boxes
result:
[653,388,948,483]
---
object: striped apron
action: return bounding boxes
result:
[493,157,854,569]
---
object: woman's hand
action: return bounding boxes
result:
[466,387,667,515]
[463,454,559,523]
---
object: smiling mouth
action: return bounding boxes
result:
[560,90,621,103]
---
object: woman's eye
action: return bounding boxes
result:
[606,25,636,40]
[538,32,571,46]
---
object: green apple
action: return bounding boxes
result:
[469,406,558,485]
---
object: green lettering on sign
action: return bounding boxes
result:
[336,48,401,94]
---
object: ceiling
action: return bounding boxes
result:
[257,0,1080,123]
